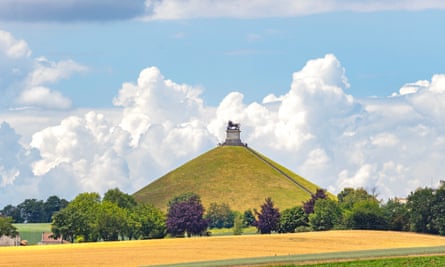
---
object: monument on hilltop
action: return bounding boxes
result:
[133,119,323,212]
[222,120,245,146]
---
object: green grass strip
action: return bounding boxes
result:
[288,255,445,267]
[13,223,52,245]
[143,246,445,267]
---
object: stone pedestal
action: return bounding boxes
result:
[222,121,245,146]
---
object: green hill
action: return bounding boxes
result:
[133,146,322,212]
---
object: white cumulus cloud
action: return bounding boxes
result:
[3,53,445,206]
[17,86,72,110]
[0,122,40,204]
[27,57,88,87]
[113,66,208,147]
[24,67,216,203]
[0,29,87,110]
[0,30,31,59]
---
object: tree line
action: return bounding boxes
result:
[2,184,445,242]
[1,196,68,223]
[276,184,445,235]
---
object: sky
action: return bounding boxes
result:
[1,0,445,206]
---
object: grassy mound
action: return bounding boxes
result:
[133,146,320,211]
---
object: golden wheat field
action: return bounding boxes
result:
[1,230,445,267]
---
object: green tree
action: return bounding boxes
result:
[52,192,101,242]
[349,200,387,230]
[309,198,341,231]
[123,208,140,240]
[432,185,445,235]
[382,199,409,231]
[51,208,77,243]
[279,206,308,233]
[205,202,235,229]
[18,199,46,223]
[44,195,69,222]
[242,209,255,227]
[233,212,243,235]
[97,201,127,241]
[103,188,137,210]
[0,216,18,237]
[1,205,22,223]
[133,204,166,239]
[255,197,280,234]
[337,187,376,210]
[407,187,437,234]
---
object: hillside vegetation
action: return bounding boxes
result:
[133,146,320,211]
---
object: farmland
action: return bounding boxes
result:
[1,230,445,267]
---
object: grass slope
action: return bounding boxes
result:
[133,146,320,211]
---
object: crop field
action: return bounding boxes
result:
[1,230,445,267]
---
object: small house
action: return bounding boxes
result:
[40,232,67,245]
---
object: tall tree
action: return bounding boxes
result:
[382,199,409,231]
[1,205,22,223]
[18,199,45,223]
[133,204,166,239]
[337,187,377,210]
[349,200,387,230]
[309,198,341,231]
[166,193,207,237]
[279,206,308,233]
[52,192,101,242]
[96,201,127,241]
[407,187,437,234]
[432,184,445,235]
[103,188,137,210]
[44,195,69,222]
[255,197,280,234]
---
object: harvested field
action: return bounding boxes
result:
[1,230,445,267]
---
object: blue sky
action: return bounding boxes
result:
[4,9,444,107]
[1,1,445,205]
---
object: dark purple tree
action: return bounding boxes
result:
[303,188,327,214]
[255,197,280,234]
[166,193,208,237]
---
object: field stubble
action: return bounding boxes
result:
[1,230,445,267]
